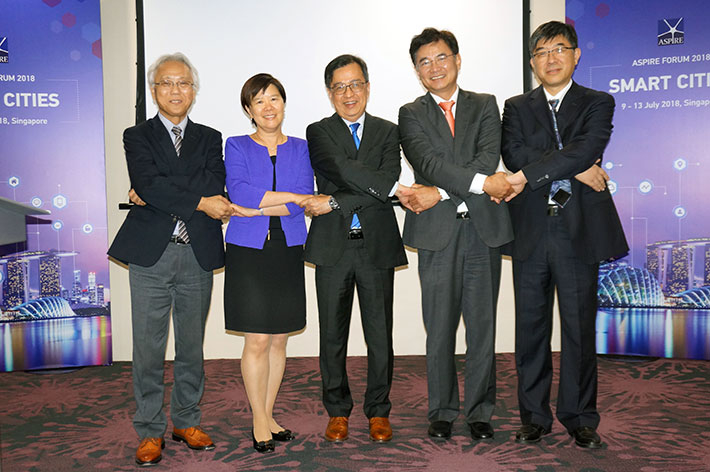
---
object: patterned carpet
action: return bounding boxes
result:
[1,353,709,471]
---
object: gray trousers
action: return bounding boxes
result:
[129,242,213,439]
[418,219,500,424]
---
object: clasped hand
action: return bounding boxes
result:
[128,189,247,220]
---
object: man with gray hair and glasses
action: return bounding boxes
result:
[109,52,235,466]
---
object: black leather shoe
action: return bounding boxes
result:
[252,430,275,453]
[428,420,452,439]
[468,422,494,440]
[515,424,549,444]
[570,426,602,449]
[272,429,295,441]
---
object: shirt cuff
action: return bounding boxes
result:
[437,187,450,200]
[469,173,487,195]
[388,181,399,197]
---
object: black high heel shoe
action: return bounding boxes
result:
[272,429,296,441]
[252,430,275,453]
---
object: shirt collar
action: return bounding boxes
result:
[543,80,573,109]
[429,86,460,106]
[340,112,365,129]
[340,113,365,139]
[158,112,188,140]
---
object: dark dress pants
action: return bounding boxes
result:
[316,239,394,419]
[513,214,600,432]
[129,242,213,438]
[418,219,500,423]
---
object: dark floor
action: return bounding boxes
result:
[1,353,709,471]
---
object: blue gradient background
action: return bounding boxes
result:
[0,0,108,296]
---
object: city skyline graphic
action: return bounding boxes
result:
[1,1,111,371]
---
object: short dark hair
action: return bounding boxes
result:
[529,21,578,55]
[324,54,369,88]
[240,73,286,125]
[409,28,459,65]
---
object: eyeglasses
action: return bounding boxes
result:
[417,53,455,70]
[154,80,194,91]
[532,46,575,60]
[330,80,367,95]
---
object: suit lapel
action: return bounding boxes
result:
[529,86,555,141]
[327,113,358,159]
[358,113,378,160]
[422,94,455,151]
[453,90,472,159]
[180,119,199,167]
[149,115,180,164]
[556,82,583,138]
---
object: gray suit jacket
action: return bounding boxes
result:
[399,89,513,251]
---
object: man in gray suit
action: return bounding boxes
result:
[399,28,514,441]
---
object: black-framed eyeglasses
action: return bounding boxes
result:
[154,80,194,91]
[532,46,575,60]
[330,80,367,95]
[417,53,455,69]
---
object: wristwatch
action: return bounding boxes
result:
[328,196,340,210]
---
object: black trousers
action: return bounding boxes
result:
[315,239,394,419]
[513,214,600,432]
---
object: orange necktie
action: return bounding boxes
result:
[439,100,455,137]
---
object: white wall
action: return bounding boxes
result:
[101,0,565,361]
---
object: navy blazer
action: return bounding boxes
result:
[108,114,226,271]
[501,82,628,263]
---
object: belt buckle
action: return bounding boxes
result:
[348,228,363,240]
[547,205,560,217]
[456,211,470,220]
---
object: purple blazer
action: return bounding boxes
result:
[225,135,314,249]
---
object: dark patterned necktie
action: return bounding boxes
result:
[548,99,571,206]
[172,126,190,243]
[172,126,183,156]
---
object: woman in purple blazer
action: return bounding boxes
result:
[224,74,313,453]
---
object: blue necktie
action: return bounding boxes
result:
[548,99,571,206]
[349,123,361,230]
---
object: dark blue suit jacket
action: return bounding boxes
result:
[108,114,226,271]
[502,82,628,263]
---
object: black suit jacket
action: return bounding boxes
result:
[304,113,407,269]
[399,89,513,251]
[501,82,628,263]
[108,114,226,271]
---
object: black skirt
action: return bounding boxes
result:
[224,228,306,334]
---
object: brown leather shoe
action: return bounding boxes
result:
[369,417,393,442]
[324,416,349,442]
[172,426,216,450]
[135,437,164,466]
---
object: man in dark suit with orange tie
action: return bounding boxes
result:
[108,53,234,466]
[502,21,628,449]
[302,54,409,444]
[399,28,514,442]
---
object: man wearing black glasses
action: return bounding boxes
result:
[502,21,628,449]
[109,53,234,466]
[302,54,409,444]
[399,28,514,442]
